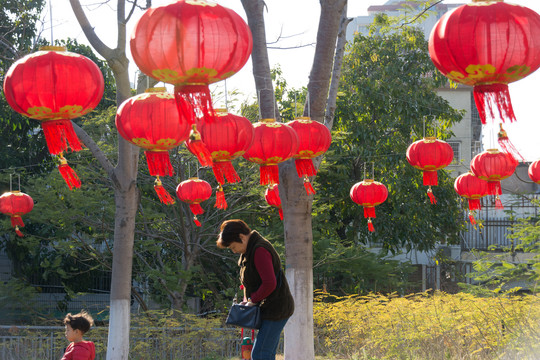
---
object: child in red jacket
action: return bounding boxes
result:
[61,311,96,360]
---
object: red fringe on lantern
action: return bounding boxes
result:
[174,84,215,125]
[187,125,213,167]
[189,203,204,216]
[295,159,317,177]
[146,151,174,177]
[42,119,83,155]
[193,216,202,227]
[427,186,437,205]
[367,218,375,232]
[260,165,280,185]
[154,178,175,205]
[15,225,24,237]
[213,161,241,185]
[498,124,525,163]
[422,171,438,186]
[303,177,316,195]
[473,84,516,124]
[488,181,502,196]
[495,195,504,210]
[468,198,482,211]
[215,186,228,210]
[10,216,24,228]
[363,207,376,219]
[468,212,477,225]
[58,162,81,190]
[278,208,284,221]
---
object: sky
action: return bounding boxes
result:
[44,0,540,161]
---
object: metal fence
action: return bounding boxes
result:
[0,325,274,360]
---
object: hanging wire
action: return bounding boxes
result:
[371,162,375,180]
[49,0,54,45]
[224,80,228,111]
[294,92,297,118]
[307,91,311,118]
[363,162,367,180]
[257,90,262,120]
[9,174,12,192]
[422,117,426,138]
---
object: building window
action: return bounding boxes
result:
[448,141,461,164]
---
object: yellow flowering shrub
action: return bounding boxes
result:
[313,291,540,359]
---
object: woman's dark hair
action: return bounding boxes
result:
[63,311,94,334]
[217,219,251,248]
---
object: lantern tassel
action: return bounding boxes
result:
[363,207,376,219]
[422,171,438,186]
[260,165,280,185]
[468,199,482,211]
[473,84,516,125]
[278,208,284,221]
[187,125,213,167]
[42,119,83,155]
[367,218,375,232]
[15,225,24,237]
[488,181,502,196]
[468,212,477,225]
[154,177,175,205]
[495,195,504,210]
[174,84,215,125]
[189,203,204,216]
[295,159,317,177]
[193,215,202,227]
[303,176,316,195]
[58,156,81,190]
[213,161,241,184]
[427,186,437,205]
[498,124,525,163]
[215,185,228,210]
[146,151,174,177]
[10,216,24,228]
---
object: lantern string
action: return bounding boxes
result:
[307,91,311,118]
[372,162,374,180]
[49,0,54,45]
[294,92,297,118]
[9,173,12,192]
[363,162,366,180]
[224,80,228,111]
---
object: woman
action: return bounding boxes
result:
[217,219,294,360]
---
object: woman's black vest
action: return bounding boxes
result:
[239,231,294,321]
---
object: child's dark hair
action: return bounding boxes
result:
[217,219,251,248]
[63,311,94,334]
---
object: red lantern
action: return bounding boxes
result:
[243,119,298,186]
[528,160,540,184]
[454,172,489,225]
[116,88,191,204]
[130,0,252,150]
[429,1,540,124]
[406,137,454,204]
[0,191,34,237]
[186,109,254,209]
[176,178,212,226]
[350,179,388,232]
[3,46,104,189]
[286,117,332,195]
[265,184,283,221]
[470,149,518,209]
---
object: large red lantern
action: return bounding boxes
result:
[186,109,254,209]
[130,0,252,140]
[528,160,540,184]
[470,149,518,209]
[3,46,104,189]
[454,172,489,225]
[429,1,540,124]
[243,119,298,186]
[265,184,283,221]
[176,178,212,226]
[286,117,332,195]
[0,191,34,237]
[116,88,191,204]
[406,137,454,204]
[350,179,388,232]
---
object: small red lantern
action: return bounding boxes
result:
[116,88,191,204]
[186,109,254,209]
[454,172,489,225]
[528,160,540,184]
[470,149,518,209]
[286,117,332,195]
[429,1,540,124]
[175,178,212,226]
[130,0,252,137]
[243,119,298,186]
[350,179,388,232]
[0,191,34,237]
[3,46,104,189]
[406,137,454,204]
[264,184,283,221]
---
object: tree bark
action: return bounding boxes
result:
[69,1,138,359]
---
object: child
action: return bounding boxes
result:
[61,311,96,360]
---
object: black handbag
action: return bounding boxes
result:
[225,302,261,329]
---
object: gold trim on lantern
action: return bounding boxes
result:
[423,137,437,143]
[145,87,167,93]
[486,149,500,154]
[39,46,66,52]
[214,109,228,116]
[362,179,375,184]
[260,118,276,123]
[188,177,202,181]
